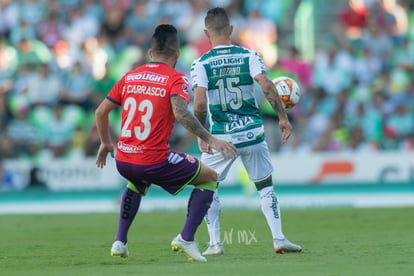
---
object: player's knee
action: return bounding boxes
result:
[254,176,273,191]
[203,165,218,182]
[195,181,217,192]
[211,169,218,182]
[211,193,221,210]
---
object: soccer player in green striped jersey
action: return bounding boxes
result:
[191,7,302,255]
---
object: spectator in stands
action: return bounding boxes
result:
[0,0,18,38]
[363,92,386,149]
[0,160,15,190]
[339,0,369,40]
[43,104,75,158]
[345,126,372,152]
[361,21,393,62]
[313,45,352,96]
[92,63,116,105]
[239,9,277,67]
[125,0,156,48]
[372,0,408,42]
[352,47,381,86]
[100,9,128,50]
[19,0,46,26]
[82,37,109,80]
[384,102,414,149]
[26,63,62,107]
[9,19,36,46]
[15,38,52,67]
[60,61,94,110]
[279,46,312,89]
[391,37,414,71]
[36,10,63,48]
[6,105,38,157]
[63,6,100,47]
[0,40,16,94]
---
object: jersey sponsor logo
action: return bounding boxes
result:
[230,132,255,143]
[182,76,190,94]
[209,57,244,68]
[185,154,195,163]
[225,114,255,133]
[126,72,169,85]
[216,49,231,54]
[117,141,144,154]
[125,85,167,97]
[168,152,184,164]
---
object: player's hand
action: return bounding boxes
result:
[198,137,213,154]
[96,142,114,168]
[208,137,237,160]
[279,118,292,144]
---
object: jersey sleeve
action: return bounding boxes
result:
[170,74,190,103]
[190,59,208,89]
[249,50,267,79]
[106,78,124,105]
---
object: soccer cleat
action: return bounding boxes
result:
[202,243,224,255]
[171,234,207,262]
[111,241,129,258]
[273,238,302,254]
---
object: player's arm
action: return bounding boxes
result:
[193,86,208,127]
[254,73,292,143]
[95,98,118,168]
[171,95,237,159]
[191,60,212,153]
[193,86,212,154]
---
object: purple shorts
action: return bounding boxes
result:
[116,151,200,195]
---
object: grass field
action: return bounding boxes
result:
[1,207,413,276]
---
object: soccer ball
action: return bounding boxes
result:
[272,76,300,112]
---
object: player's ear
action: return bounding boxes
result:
[176,49,180,59]
[229,25,234,36]
[148,49,153,59]
[204,29,210,39]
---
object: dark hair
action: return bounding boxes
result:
[151,24,179,57]
[205,7,230,35]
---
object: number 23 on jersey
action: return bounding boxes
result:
[121,97,153,140]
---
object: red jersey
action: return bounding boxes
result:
[107,62,190,165]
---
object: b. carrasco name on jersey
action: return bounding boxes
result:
[125,85,167,97]
[126,72,169,85]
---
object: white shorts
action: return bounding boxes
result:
[201,140,273,183]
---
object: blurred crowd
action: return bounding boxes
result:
[0,0,413,162]
[277,0,414,154]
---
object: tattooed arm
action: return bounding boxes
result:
[254,73,292,144]
[171,95,237,159]
[193,86,208,128]
[192,86,212,154]
[255,73,288,120]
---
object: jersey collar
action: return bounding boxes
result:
[149,61,167,65]
[213,45,234,49]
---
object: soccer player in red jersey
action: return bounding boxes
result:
[95,24,237,262]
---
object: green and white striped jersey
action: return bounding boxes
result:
[191,45,267,148]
